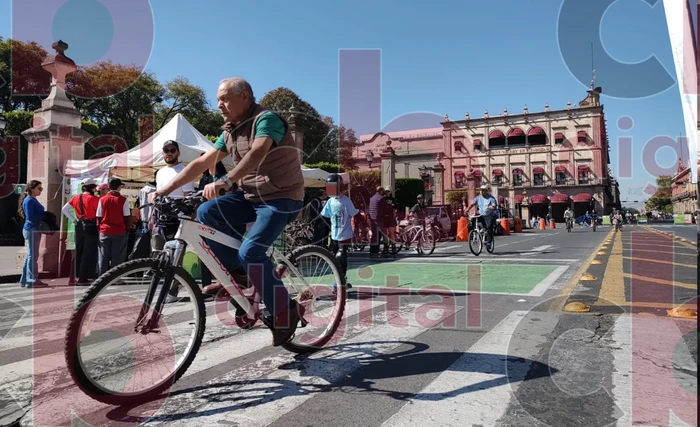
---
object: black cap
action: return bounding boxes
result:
[163,140,179,151]
[325,173,343,185]
[109,177,122,190]
[417,194,424,199]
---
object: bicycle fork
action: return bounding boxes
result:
[135,239,187,334]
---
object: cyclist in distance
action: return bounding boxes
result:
[564,206,574,230]
[466,184,498,248]
[156,77,305,347]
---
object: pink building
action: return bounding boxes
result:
[356,88,620,220]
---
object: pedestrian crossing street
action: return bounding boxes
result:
[0,281,696,427]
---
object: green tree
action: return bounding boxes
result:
[190,108,224,138]
[259,87,331,163]
[68,62,164,147]
[394,178,424,210]
[646,175,673,212]
[154,77,208,129]
[0,37,47,112]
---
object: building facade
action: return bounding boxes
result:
[356,89,620,221]
[671,160,698,214]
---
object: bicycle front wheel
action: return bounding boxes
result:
[64,258,206,405]
[278,245,346,354]
[468,229,483,256]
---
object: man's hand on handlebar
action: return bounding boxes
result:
[203,181,229,200]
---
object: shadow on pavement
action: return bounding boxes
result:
[119,340,556,423]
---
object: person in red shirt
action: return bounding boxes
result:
[96,178,132,275]
[61,178,100,284]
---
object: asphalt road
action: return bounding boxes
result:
[0,224,696,427]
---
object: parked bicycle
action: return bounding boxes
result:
[468,214,495,256]
[393,218,437,255]
[64,191,346,405]
[284,220,313,252]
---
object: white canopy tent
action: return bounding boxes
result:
[63,113,348,188]
[63,113,233,181]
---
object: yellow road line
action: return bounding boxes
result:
[623,248,696,257]
[623,256,697,269]
[548,228,614,313]
[643,226,698,251]
[623,273,697,290]
[596,230,626,306]
[595,302,698,310]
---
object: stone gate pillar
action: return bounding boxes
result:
[20,41,92,278]
[380,148,396,191]
[432,162,445,205]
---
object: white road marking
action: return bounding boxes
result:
[381,311,553,427]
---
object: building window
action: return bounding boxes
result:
[556,172,567,185]
[492,175,503,186]
[534,173,544,186]
[512,170,523,187]
[554,133,564,144]
[578,170,589,184]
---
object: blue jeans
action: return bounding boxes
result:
[196,191,302,315]
[20,228,40,286]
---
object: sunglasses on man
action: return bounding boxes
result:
[163,148,177,154]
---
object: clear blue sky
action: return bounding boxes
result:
[1,0,695,208]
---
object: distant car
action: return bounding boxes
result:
[426,206,452,238]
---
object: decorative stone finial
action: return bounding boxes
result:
[523,104,528,114]
[465,112,470,120]
[52,40,68,55]
[544,103,550,112]
[503,107,508,116]
[567,101,572,110]
[484,110,489,118]
[444,113,449,121]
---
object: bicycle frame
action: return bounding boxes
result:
[155,218,312,321]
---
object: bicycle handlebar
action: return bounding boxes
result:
[152,191,208,218]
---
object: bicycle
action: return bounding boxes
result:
[565,218,573,232]
[64,191,346,405]
[468,214,496,256]
[394,218,437,255]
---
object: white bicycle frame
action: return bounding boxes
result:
[161,218,312,320]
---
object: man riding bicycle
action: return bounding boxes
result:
[466,184,498,246]
[156,77,305,347]
[564,207,574,229]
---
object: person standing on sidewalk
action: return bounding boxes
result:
[368,186,388,258]
[18,180,48,288]
[153,140,194,256]
[96,178,132,275]
[61,178,100,285]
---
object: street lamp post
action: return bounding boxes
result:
[366,150,374,168]
[0,114,6,135]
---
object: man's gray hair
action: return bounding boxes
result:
[219,77,255,102]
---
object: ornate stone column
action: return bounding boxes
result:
[432,153,445,205]
[380,140,396,191]
[288,105,305,163]
[21,41,92,278]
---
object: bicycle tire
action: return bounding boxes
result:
[422,228,437,255]
[64,258,206,406]
[468,229,483,256]
[280,245,346,354]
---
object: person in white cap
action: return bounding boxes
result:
[61,177,100,285]
[466,184,498,249]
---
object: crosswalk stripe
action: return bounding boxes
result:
[144,302,431,427]
[1,296,388,419]
[380,310,543,426]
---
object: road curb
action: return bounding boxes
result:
[547,228,615,313]
[641,226,698,250]
[0,274,20,284]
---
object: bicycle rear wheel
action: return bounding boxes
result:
[468,229,483,256]
[64,258,206,405]
[421,228,437,255]
[278,245,346,354]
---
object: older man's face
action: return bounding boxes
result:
[217,84,249,124]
